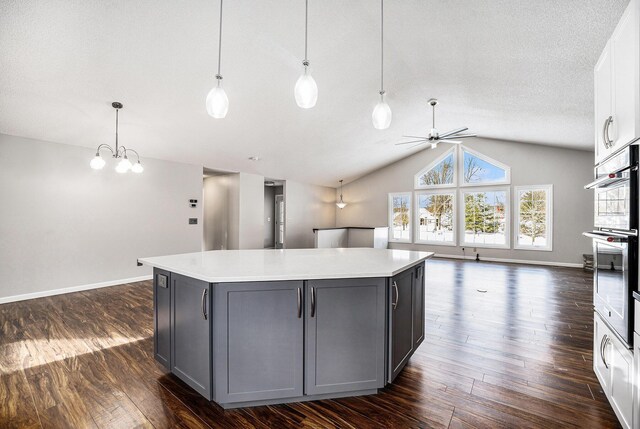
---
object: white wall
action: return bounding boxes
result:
[336,138,594,266]
[285,181,336,249]
[0,134,203,302]
[203,175,229,250]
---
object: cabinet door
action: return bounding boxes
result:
[214,281,304,404]
[594,313,611,392]
[412,263,425,349]
[609,335,634,429]
[171,274,211,400]
[305,278,386,395]
[153,269,171,369]
[594,40,613,164]
[388,268,414,383]
[611,1,638,149]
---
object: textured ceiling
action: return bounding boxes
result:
[0,0,629,186]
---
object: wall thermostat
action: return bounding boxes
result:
[189,199,198,208]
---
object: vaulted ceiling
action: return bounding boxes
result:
[0,0,629,186]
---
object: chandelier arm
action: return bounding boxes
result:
[95,144,115,156]
[123,148,141,162]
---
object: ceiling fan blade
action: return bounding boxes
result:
[395,139,427,145]
[447,133,476,139]
[439,127,468,139]
[441,140,462,144]
[402,135,429,139]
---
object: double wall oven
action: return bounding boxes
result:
[585,145,638,348]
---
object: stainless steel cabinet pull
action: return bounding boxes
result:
[297,288,302,318]
[601,335,610,369]
[392,281,399,310]
[201,289,208,320]
[310,287,316,318]
[603,116,614,148]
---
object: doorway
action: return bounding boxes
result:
[264,180,285,249]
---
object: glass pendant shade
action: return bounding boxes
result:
[336,200,347,209]
[131,161,144,173]
[372,94,392,130]
[90,155,106,170]
[116,157,132,173]
[206,84,229,118]
[295,69,318,108]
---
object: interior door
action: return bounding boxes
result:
[275,194,285,249]
[594,40,613,163]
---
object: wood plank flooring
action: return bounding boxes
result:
[0,259,622,428]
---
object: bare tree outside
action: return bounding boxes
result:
[519,190,547,244]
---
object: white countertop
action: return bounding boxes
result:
[138,248,434,283]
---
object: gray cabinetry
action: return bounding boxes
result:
[305,278,386,395]
[388,267,415,382]
[171,274,212,400]
[153,268,171,369]
[413,263,425,348]
[214,281,304,404]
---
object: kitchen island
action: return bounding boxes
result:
[138,248,433,409]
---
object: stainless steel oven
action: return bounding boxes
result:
[584,231,636,347]
[584,145,638,348]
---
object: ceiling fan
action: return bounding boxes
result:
[397,99,476,149]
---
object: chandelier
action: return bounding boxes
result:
[90,102,143,173]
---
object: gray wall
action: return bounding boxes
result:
[0,134,203,302]
[238,173,264,249]
[336,138,593,265]
[264,186,276,248]
[203,175,230,251]
[285,181,336,249]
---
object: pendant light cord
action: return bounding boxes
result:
[115,108,119,154]
[217,0,223,78]
[380,0,384,94]
[304,0,309,64]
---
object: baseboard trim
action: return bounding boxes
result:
[432,253,583,268]
[0,275,153,304]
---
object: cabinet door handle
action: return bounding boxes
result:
[297,287,302,318]
[392,281,399,310]
[310,287,316,318]
[601,335,610,369]
[603,116,614,148]
[201,289,208,320]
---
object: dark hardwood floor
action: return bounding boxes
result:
[0,259,622,428]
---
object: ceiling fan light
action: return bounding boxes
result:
[372,94,392,130]
[431,142,438,149]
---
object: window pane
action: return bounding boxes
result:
[391,194,411,241]
[417,193,454,243]
[463,150,507,184]
[418,152,454,186]
[517,188,549,247]
[463,191,507,245]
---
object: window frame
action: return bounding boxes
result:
[388,192,413,243]
[414,190,457,246]
[459,186,511,249]
[459,145,511,187]
[414,147,457,189]
[513,184,553,251]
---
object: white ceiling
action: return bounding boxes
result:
[0,0,629,187]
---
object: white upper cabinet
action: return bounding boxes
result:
[594,41,614,163]
[595,0,640,164]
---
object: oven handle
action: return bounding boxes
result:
[582,232,629,243]
[584,166,630,189]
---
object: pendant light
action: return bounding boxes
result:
[372,0,391,129]
[336,180,347,209]
[294,0,318,108]
[90,102,143,173]
[206,0,229,118]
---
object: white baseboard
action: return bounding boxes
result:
[0,275,153,305]
[432,253,583,268]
